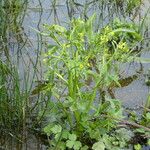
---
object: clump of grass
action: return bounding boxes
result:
[0,0,30,134]
[0,0,28,58]
[0,60,22,131]
[0,0,49,137]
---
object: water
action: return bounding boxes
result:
[0,132,47,150]
[0,0,150,149]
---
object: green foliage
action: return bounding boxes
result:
[126,0,142,13]
[0,0,148,148]
[66,134,82,150]
[0,62,25,131]
[134,144,142,150]
[92,141,105,150]
[42,16,143,149]
[112,19,142,44]
[0,0,27,59]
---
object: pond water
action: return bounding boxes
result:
[21,0,150,109]
[0,0,150,149]
[0,133,47,150]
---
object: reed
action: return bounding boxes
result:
[0,0,29,133]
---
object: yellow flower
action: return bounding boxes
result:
[87,63,90,67]
[100,35,109,44]
[117,42,129,52]
[79,64,84,69]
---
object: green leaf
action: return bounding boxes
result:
[134,144,142,150]
[51,125,62,134]
[90,129,100,140]
[54,132,61,141]
[116,128,134,142]
[66,140,74,149]
[74,141,82,150]
[69,133,77,141]
[58,141,66,150]
[136,128,146,133]
[81,145,89,150]
[61,130,69,139]
[146,112,150,120]
[47,44,58,49]
[43,124,53,136]
[112,28,141,40]
[53,25,66,33]
[92,141,105,150]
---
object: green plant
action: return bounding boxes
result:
[41,15,143,149]
[0,0,149,148]
[0,60,23,130]
[0,0,28,58]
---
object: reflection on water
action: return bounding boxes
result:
[0,132,47,150]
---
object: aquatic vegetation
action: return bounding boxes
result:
[0,61,22,130]
[0,0,150,149]
[0,0,28,57]
[50,0,142,27]
[0,0,30,133]
[40,16,149,149]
